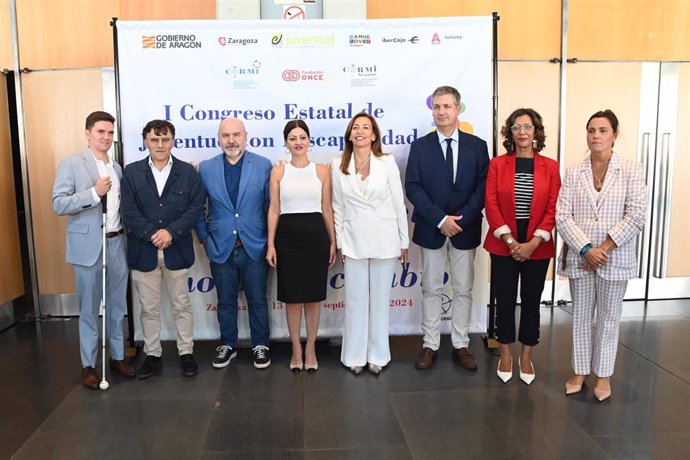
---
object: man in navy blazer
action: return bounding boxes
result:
[52,111,136,389]
[196,117,273,369]
[405,86,489,371]
[121,120,204,379]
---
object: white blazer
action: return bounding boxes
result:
[556,153,646,280]
[332,153,409,260]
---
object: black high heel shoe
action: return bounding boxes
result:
[290,362,303,373]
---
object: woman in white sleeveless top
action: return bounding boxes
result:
[267,120,336,372]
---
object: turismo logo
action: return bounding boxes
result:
[141,34,202,49]
[431,32,441,45]
[218,36,259,46]
[349,34,371,47]
[272,33,334,48]
[282,69,326,82]
[380,35,419,44]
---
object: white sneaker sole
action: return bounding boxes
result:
[254,359,271,369]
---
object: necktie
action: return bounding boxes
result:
[445,138,454,183]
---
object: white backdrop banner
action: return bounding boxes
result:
[116,17,493,341]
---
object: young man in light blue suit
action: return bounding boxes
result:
[52,111,136,389]
[196,117,273,369]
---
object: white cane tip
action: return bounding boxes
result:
[99,380,110,391]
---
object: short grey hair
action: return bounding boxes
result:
[431,86,461,106]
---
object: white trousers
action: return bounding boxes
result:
[569,272,628,377]
[420,241,476,350]
[132,250,194,357]
[341,257,396,367]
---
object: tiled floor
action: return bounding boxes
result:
[2,300,689,459]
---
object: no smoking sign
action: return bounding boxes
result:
[283,5,306,20]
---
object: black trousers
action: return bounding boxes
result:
[491,254,550,346]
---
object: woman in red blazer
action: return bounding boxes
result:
[483,108,561,385]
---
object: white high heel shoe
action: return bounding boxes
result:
[496,358,512,383]
[518,357,535,385]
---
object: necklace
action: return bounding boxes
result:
[591,161,609,192]
[355,156,370,181]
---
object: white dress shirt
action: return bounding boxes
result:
[89,151,122,232]
[149,154,173,196]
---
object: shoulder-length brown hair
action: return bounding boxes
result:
[340,112,384,175]
[500,108,546,153]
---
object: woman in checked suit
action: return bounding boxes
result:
[556,110,646,402]
[332,112,409,376]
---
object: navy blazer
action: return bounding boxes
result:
[405,129,489,250]
[121,155,204,272]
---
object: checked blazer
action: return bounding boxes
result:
[556,153,646,280]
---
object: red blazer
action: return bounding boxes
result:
[483,152,561,259]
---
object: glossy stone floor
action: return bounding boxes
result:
[2,300,690,459]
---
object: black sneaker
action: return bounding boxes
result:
[253,345,271,369]
[212,345,237,369]
[137,355,161,379]
[180,354,198,377]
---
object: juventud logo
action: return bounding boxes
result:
[272,34,283,46]
[282,70,300,81]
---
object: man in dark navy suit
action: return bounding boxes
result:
[121,120,204,379]
[405,86,489,371]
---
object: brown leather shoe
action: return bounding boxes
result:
[81,366,99,390]
[455,347,478,371]
[110,359,137,378]
[415,347,437,370]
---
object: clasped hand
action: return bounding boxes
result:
[440,215,463,238]
[583,247,608,271]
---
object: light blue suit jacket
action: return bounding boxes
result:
[52,149,122,267]
[196,151,272,264]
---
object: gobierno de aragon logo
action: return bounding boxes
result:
[142,34,202,49]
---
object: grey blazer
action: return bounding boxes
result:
[52,148,123,267]
[556,153,646,281]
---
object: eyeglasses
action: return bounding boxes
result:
[510,124,535,133]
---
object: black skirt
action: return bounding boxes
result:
[275,213,330,303]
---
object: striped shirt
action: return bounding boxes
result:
[515,158,534,220]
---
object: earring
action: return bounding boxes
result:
[284,147,291,155]
[532,139,537,148]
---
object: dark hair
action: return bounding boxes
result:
[431,85,461,106]
[586,109,619,134]
[340,112,383,175]
[283,120,310,140]
[85,111,115,130]
[501,108,546,153]
[142,119,176,141]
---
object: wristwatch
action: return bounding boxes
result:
[505,237,514,246]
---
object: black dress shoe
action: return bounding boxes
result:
[180,354,198,377]
[137,355,161,379]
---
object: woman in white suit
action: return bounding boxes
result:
[332,112,409,375]
[556,110,646,402]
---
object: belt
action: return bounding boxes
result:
[105,229,124,239]
[234,236,243,247]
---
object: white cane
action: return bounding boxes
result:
[99,193,110,391]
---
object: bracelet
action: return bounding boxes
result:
[580,243,592,257]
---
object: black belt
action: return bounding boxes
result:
[105,229,124,238]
